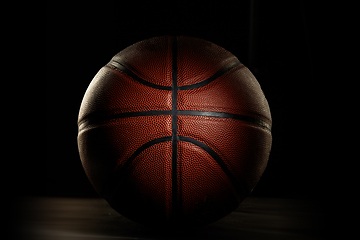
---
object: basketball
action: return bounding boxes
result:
[77,36,272,228]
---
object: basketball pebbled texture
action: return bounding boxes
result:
[77,36,272,228]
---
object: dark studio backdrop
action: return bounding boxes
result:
[45,0,324,202]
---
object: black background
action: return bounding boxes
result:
[45,0,324,201]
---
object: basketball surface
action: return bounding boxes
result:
[77,36,272,228]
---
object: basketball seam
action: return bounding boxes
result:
[106,56,242,91]
[178,136,249,197]
[102,136,172,202]
[178,110,271,130]
[78,110,271,132]
[119,137,172,173]
[171,36,179,219]
[177,61,242,90]
[106,60,172,90]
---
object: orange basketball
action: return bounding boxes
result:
[77,36,272,228]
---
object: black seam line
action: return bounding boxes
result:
[171,36,179,218]
[107,60,172,90]
[78,110,271,132]
[107,58,242,91]
[178,61,242,90]
[178,110,271,131]
[119,136,172,173]
[103,136,172,202]
[178,136,249,197]
[77,110,172,129]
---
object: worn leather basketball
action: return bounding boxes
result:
[77,36,272,228]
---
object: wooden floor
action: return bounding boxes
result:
[16,197,324,240]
